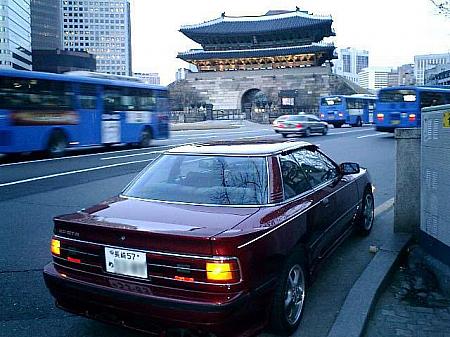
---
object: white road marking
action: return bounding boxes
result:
[357,133,384,139]
[329,128,374,135]
[0,159,153,188]
[375,197,394,216]
[0,127,373,167]
[101,150,165,160]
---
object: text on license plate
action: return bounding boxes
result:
[105,247,148,278]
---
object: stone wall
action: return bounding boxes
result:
[184,64,367,111]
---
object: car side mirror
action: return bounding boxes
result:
[340,162,360,175]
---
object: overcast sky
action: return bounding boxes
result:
[130,0,450,85]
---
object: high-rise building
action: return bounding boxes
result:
[133,72,160,85]
[30,0,61,50]
[425,64,450,86]
[61,0,132,76]
[358,67,392,91]
[333,47,369,84]
[414,52,450,85]
[0,0,32,70]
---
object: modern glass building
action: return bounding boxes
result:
[62,0,132,76]
[0,0,32,70]
[30,0,61,50]
[333,47,369,85]
[414,52,450,85]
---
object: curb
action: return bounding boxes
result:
[326,232,412,337]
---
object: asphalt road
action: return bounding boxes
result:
[0,123,396,337]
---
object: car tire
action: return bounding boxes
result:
[270,250,306,336]
[304,128,311,137]
[334,123,342,128]
[357,189,375,236]
[281,133,288,138]
[47,130,67,157]
[139,127,152,148]
[322,126,328,135]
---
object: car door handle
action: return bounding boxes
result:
[321,197,330,207]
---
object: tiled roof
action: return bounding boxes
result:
[178,43,335,61]
[180,10,332,36]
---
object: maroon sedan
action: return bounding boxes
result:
[44,140,374,337]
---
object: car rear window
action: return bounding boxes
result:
[123,154,268,205]
[286,115,307,121]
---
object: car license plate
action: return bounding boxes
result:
[105,247,148,279]
[329,115,335,120]
[391,120,400,125]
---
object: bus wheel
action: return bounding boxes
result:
[140,127,152,148]
[47,130,67,157]
[357,117,363,127]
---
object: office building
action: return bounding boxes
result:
[333,47,369,84]
[133,72,160,85]
[358,67,392,91]
[32,49,96,73]
[30,0,61,50]
[414,52,450,85]
[62,0,132,75]
[0,0,32,70]
[425,64,450,86]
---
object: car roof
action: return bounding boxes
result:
[166,139,317,156]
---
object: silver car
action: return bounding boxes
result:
[273,114,329,138]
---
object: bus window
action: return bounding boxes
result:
[420,92,450,109]
[104,86,124,111]
[321,96,342,106]
[379,89,417,103]
[79,84,97,109]
[0,77,74,110]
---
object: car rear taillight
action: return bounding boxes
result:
[51,238,60,256]
[148,253,242,285]
[377,113,384,121]
[278,123,285,128]
[320,114,325,118]
[295,123,303,128]
[408,114,416,122]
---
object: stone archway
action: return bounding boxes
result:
[240,88,268,120]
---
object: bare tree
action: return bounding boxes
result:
[429,0,450,17]
[168,80,202,111]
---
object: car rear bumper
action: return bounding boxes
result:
[43,263,269,336]
[375,126,396,133]
[273,128,306,134]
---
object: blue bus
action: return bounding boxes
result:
[319,94,377,128]
[375,86,450,132]
[0,69,169,156]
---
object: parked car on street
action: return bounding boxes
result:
[44,140,374,337]
[273,114,329,137]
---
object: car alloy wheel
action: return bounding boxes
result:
[284,264,305,326]
[322,126,328,135]
[270,251,306,335]
[362,193,374,231]
[304,128,311,137]
[358,191,374,236]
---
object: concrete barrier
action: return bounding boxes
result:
[394,128,421,234]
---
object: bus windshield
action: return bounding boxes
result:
[379,89,417,103]
[321,97,342,106]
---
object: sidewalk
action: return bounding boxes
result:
[170,120,245,131]
[364,254,450,337]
